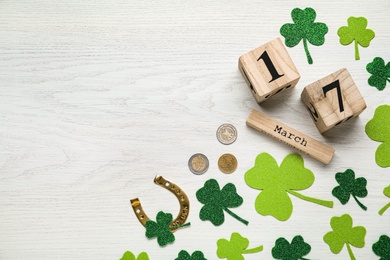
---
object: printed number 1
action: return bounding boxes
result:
[322,80,344,112]
[257,51,284,83]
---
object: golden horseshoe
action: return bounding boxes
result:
[130,175,190,232]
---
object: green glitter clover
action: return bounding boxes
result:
[175,250,207,260]
[323,214,366,260]
[280,7,328,64]
[244,153,333,221]
[365,105,390,168]
[332,169,368,211]
[372,235,390,259]
[337,16,375,60]
[216,232,263,260]
[120,251,149,260]
[272,235,311,260]
[366,57,390,91]
[379,185,390,216]
[145,211,190,247]
[196,179,249,226]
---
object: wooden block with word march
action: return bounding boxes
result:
[301,68,366,134]
[238,38,300,103]
[246,109,335,164]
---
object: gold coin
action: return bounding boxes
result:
[218,153,237,174]
[188,153,209,175]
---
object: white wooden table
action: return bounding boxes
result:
[0,0,389,259]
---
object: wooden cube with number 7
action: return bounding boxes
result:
[238,38,300,103]
[301,68,366,134]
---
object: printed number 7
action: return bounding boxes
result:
[322,80,344,113]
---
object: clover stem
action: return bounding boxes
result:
[303,38,313,64]
[352,195,367,211]
[299,258,310,260]
[287,190,334,208]
[223,207,249,225]
[346,243,356,260]
[242,245,263,254]
[169,222,191,230]
[378,202,390,215]
[354,40,360,60]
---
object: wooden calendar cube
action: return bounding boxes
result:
[238,38,300,103]
[301,68,366,134]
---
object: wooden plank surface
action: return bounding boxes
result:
[246,109,335,164]
[0,0,389,259]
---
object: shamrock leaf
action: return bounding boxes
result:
[366,57,390,91]
[332,169,368,211]
[323,214,366,260]
[244,153,333,221]
[280,7,328,64]
[120,251,149,260]
[272,235,311,260]
[379,185,390,215]
[372,235,390,259]
[196,179,248,226]
[365,105,390,168]
[216,232,263,260]
[337,16,375,60]
[145,211,190,247]
[176,250,207,260]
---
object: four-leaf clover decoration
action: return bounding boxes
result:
[216,232,263,260]
[323,214,366,260]
[145,211,190,247]
[372,235,390,259]
[280,7,328,64]
[366,57,390,91]
[272,235,311,260]
[196,179,249,226]
[379,185,390,216]
[120,251,149,260]
[332,169,368,211]
[176,250,207,260]
[365,104,390,168]
[337,16,375,60]
[244,153,333,221]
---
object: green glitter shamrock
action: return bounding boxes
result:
[366,57,390,91]
[332,169,368,211]
[379,185,390,216]
[337,16,375,60]
[372,235,390,259]
[145,211,190,247]
[176,250,207,260]
[323,214,366,260]
[120,251,149,260]
[216,232,263,260]
[272,235,311,260]
[280,7,328,64]
[244,153,333,221]
[365,105,390,168]
[196,179,248,226]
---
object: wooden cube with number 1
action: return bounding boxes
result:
[238,38,300,103]
[301,68,366,134]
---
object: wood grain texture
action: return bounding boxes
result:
[246,109,335,164]
[238,37,300,103]
[301,68,367,133]
[0,0,389,259]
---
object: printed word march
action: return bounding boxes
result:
[274,125,307,147]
